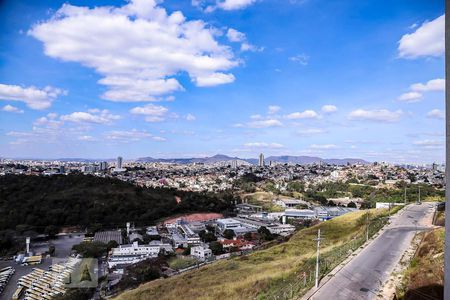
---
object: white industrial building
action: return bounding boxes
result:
[216,217,295,237]
[108,241,172,269]
[283,206,357,222]
[216,218,243,232]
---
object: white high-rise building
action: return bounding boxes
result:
[114,156,125,172]
[231,160,238,169]
[100,161,108,171]
[259,153,265,167]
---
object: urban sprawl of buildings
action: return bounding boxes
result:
[0,154,444,299]
[0,155,444,192]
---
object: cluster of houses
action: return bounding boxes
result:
[98,201,359,273]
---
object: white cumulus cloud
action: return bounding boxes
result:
[321,105,337,113]
[348,109,403,122]
[426,109,444,119]
[60,109,120,124]
[2,104,24,113]
[398,78,444,103]
[398,91,422,102]
[105,129,166,142]
[398,15,444,59]
[195,73,236,87]
[268,105,281,114]
[217,0,257,10]
[130,104,168,122]
[227,28,246,42]
[29,0,238,102]
[285,110,318,120]
[226,28,261,52]
[0,83,65,110]
[410,78,445,92]
[297,128,326,136]
[247,119,282,128]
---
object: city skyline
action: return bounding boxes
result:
[0,0,445,163]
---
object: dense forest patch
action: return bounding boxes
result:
[0,174,236,233]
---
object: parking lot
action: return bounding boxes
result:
[0,234,84,300]
[0,267,15,297]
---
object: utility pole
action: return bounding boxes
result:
[315,229,323,288]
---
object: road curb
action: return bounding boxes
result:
[300,206,407,300]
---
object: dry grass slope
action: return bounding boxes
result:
[397,227,444,300]
[114,208,396,300]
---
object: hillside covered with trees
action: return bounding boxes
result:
[0,174,237,233]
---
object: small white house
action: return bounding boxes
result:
[190,244,212,261]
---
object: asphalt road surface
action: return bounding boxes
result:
[310,204,433,300]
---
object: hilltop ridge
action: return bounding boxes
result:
[136,154,368,165]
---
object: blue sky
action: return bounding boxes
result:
[0,0,445,163]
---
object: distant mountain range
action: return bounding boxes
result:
[3,154,368,165]
[136,154,368,165]
[136,154,245,164]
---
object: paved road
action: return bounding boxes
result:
[310,204,434,300]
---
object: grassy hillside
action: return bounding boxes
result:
[397,227,444,300]
[114,207,399,300]
[241,192,284,212]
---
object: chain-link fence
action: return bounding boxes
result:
[262,214,390,300]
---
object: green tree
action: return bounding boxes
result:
[223,229,235,240]
[347,201,357,208]
[107,240,119,250]
[287,181,304,192]
[182,246,191,256]
[72,241,108,258]
[209,241,224,255]
[407,173,417,183]
[203,232,217,243]
[44,225,59,239]
[243,232,253,241]
[258,226,274,241]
